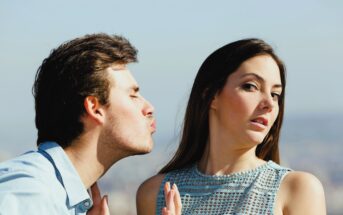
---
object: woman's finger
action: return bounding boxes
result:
[172,184,182,214]
[100,195,110,215]
[167,189,175,212]
[163,182,182,215]
[164,182,171,208]
[164,182,171,195]
[87,184,110,215]
[90,182,102,205]
[162,207,176,215]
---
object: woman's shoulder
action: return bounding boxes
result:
[278,171,326,214]
[137,174,166,196]
[136,174,166,215]
[281,171,324,197]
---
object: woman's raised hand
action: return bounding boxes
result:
[162,182,182,215]
[87,183,110,215]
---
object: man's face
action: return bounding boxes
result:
[100,65,155,155]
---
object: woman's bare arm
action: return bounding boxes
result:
[279,171,326,215]
[136,174,165,215]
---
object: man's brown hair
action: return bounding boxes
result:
[33,33,137,147]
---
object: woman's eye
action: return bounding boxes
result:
[271,93,281,101]
[242,83,258,91]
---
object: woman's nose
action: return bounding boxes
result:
[259,93,275,112]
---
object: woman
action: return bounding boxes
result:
[137,39,326,215]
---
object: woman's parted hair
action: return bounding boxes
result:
[160,38,286,173]
[33,33,137,148]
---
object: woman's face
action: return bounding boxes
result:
[210,54,282,146]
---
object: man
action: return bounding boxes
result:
[0,33,155,214]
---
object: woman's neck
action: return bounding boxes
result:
[198,131,265,176]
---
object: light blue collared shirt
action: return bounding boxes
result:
[0,142,92,214]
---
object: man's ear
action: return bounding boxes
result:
[83,96,106,124]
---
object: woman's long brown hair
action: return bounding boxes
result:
[160,38,286,173]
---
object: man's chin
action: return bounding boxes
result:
[131,142,154,155]
[130,149,152,156]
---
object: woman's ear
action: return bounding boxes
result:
[210,93,218,110]
[83,96,105,125]
[203,87,219,110]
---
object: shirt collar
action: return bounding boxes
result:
[38,141,92,210]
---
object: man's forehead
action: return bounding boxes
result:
[106,65,138,88]
[109,64,127,71]
[105,64,130,76]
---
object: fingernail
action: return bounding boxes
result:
[173,183,178,190]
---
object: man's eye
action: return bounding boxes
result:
[242,83,258,91]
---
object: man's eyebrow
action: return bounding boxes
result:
[240,73,282,88]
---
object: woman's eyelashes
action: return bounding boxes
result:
[271,92,281,101]
[242,82,281,101]
[242,82,258,92]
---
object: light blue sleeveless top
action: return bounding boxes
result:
[156,161,291,215]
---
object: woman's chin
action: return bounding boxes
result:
[245,131,267,145]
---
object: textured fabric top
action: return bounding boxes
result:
[156,161,291,215]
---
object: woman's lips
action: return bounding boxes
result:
[251,117,268,126]
[250,120,267,131]
[250,117,268,131]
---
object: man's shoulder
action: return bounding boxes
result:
[0,151,70,214]
[0,150,56,187]
[0,174,66,214]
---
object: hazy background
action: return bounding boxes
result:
[1,0,342,214]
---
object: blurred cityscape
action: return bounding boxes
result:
[1,114,342,214]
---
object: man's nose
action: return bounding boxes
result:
[142,99,154,117]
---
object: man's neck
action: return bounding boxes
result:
[64,135,125,189]
[64,142,103,188]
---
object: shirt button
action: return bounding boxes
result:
[84,200,90,207]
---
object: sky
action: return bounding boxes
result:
[0,0,342,155]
